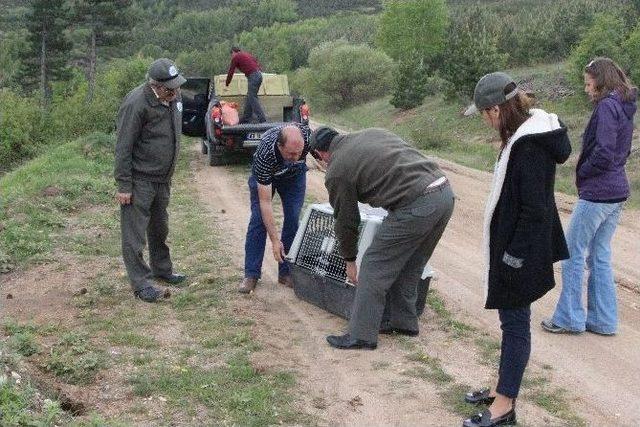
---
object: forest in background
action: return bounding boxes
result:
[1,0,639,170]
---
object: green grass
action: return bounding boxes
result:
[0,379,68,427]
[0,132,116,268]
[474,335,501,368]
[0,134,306,425]
[315,60,640,209]
[426,290,476,337]
[44,332,106,385]
[3,320,40,357]
[438,383,480,417]
[405,351,454,384]
[128,356,299,426]
[7,331,40,357]
[108,331,158,349]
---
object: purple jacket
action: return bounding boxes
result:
[577,90,636,201]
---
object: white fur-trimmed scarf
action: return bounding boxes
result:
[481,108,561,299]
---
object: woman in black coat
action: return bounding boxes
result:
[461,72,571,427]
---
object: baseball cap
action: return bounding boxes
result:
[148,58,186,89]
[309,126,338,152]
[464,72,518,116]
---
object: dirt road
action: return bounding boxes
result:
[193,143,639,426]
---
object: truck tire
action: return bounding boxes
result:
[201,138,208,155]
[207,144,230,166]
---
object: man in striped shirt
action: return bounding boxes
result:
[239,123,311,293]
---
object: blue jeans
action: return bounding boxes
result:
[244,171,306,279]
[552,199,623,334]
[497,306,531,398]
[241,71,266,123]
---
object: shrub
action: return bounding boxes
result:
[237,0,298,30]
[291,41,393,110]
[45,332,106,384]
[49,57,150,140]
[449,0,631,66]
[156,8,243,55]
[9,331,40,357]
[622,23,640,85]
[238,13,379,72]
[440,21,508,99]
[567,13,628,87]
[390,59,431,110]
[0,89,43,170]
[376,0,448,62]
[177,41,233,77]
[0,29,29,90]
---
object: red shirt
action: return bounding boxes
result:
[226,51,261,86]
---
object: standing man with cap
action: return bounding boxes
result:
[114,58,188,303]
[226,46,267,124]
[310,127,455,350]
[238,124,311,294]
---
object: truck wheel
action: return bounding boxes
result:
[207,146,228,166]
[201,139,208,155]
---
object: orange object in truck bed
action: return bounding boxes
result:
[219,101,239,126]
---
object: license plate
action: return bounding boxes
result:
[247,132,262,140]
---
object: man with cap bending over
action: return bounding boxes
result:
[238,124,311,294]
[310,127,455,350]
[114,58,188,303]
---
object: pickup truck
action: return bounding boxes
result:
[181,73,309,166]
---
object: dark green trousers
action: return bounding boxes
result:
[120,180,173,292]
[348,184,455,342]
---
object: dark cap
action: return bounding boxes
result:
[309,126,338,152]
[148,58,186,89]
[464,72,518,116]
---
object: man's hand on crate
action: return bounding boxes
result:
[346,261,358,285]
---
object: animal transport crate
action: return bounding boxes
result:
[286,203,433,320]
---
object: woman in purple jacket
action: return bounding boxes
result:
[543,57,637,336]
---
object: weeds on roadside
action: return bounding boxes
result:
[45,332,106,385]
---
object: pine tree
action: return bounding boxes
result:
[20,0,72,105]
[72,0,134,101]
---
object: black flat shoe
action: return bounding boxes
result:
[134,286,161,303]
[155,273,187,285]
[462,408,516,427]
[326,333,377,350]
[379,326,419,336]
[465,388,495,405]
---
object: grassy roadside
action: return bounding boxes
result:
[0,133,307,425]
[395,289,586,426]
[314,61,639,209]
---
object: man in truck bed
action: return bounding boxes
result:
[226,46,267,124]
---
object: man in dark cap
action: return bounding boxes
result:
[310,127,455,350]
[114,58,188,303]
[226,46,267,124]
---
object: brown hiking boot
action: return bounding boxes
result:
[278,275,294,288]
[238,277,257,294]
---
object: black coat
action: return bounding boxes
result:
[485,115,571,309]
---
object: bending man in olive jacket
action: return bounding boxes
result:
[114,58,188,303]
[310,127,455,350]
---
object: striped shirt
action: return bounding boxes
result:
[252,124,311,185]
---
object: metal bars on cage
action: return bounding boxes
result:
[294,209,348,282]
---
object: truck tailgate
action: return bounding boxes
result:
[220,122,290,135]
